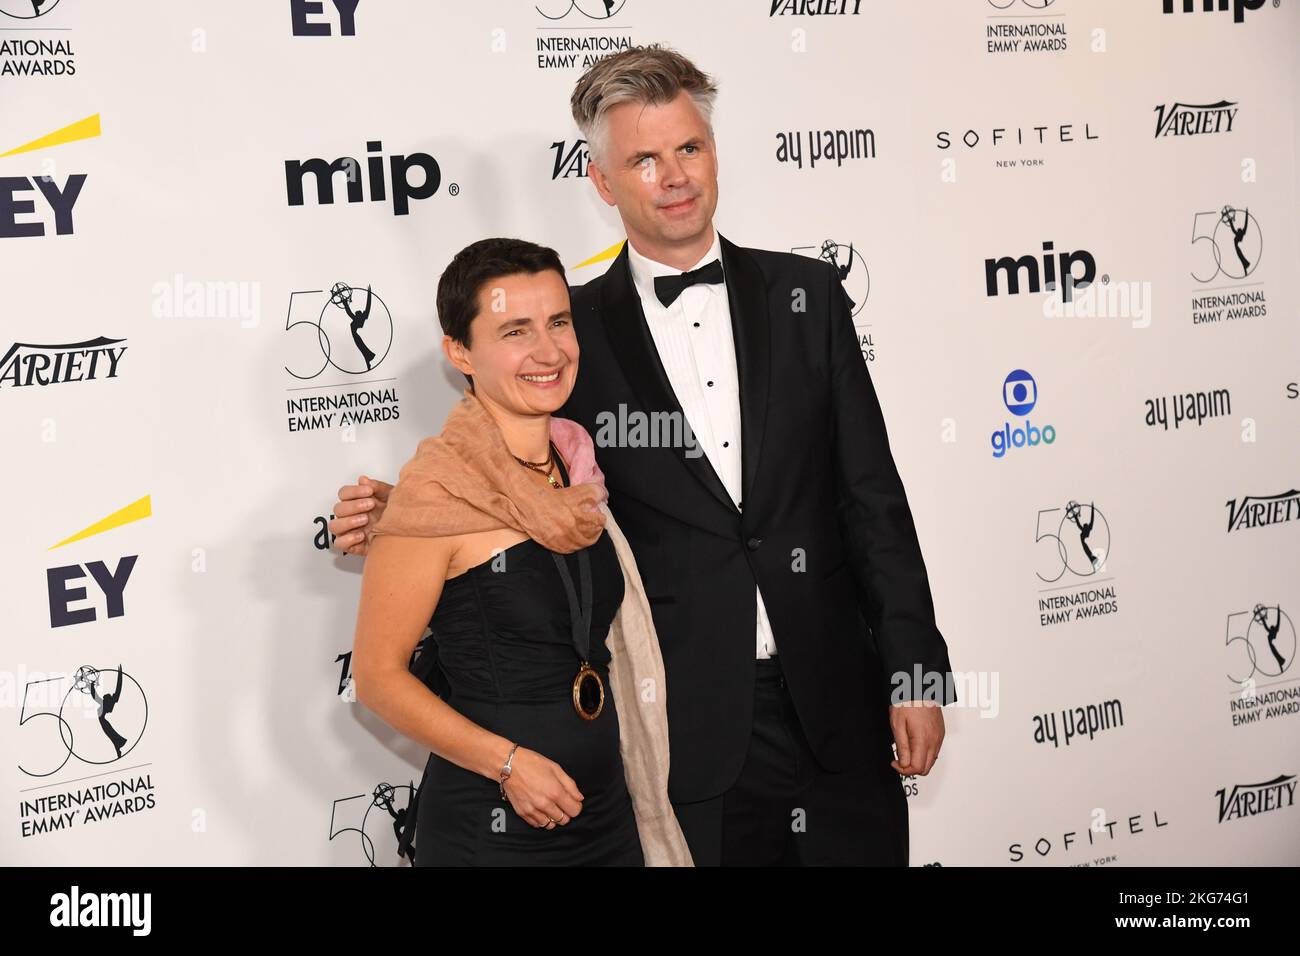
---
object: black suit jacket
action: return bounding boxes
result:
[560,234,954,804]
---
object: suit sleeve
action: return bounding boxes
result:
[823,261,956,705]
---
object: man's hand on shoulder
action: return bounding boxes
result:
[329,475,393,556]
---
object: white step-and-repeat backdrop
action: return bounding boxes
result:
[2,0,1297,865]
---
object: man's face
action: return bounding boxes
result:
[444,269,578,417]
[587,91,719,251]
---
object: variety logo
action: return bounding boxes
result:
[290,0,359,36]
[46,496,150,629]
[1216,774,1296,823]
[550,139,589,179]
[534,1,634,70]
[0,114,98,238]
[1154,100,1237,138]
[0,336,126,389]
[283,282,401,434]
[769,0,862,13]
[985,241,1098,303]
[285,140,449,216]
[1162,0,1273,24]
[992,369,1057,458]
[1225,488,1300,533]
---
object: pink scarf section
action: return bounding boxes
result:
[367,389,608,553]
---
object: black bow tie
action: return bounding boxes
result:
[653,258,723,307]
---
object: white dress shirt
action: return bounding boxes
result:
[625,228,778,659]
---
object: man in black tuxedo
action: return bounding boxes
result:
[330,44,953,865]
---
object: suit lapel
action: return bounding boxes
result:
[598,241,736,513]
[719,235,770,510]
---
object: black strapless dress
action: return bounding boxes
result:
[411,478,643,866]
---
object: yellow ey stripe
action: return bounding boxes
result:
[49,495,151,550]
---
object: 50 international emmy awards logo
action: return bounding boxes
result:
[1035,501,1110,582]
[0,0,61,19]
[18,664,149,777]
[791,240,869,317]
[285,282,392,380]
[282,282,401,434]
[1035,499,1119,628]
[1191,205,1262,282]
[330,781,418,866]
[1225,604,1298,727]
[536,0,626,18]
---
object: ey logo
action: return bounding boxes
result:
[0,114,99,239]
[290,0,360,36]
[47,495,150,628]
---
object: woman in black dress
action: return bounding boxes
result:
[350,238,685,866]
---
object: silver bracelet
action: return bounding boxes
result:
[498,743,520,800]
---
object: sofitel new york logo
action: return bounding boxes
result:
[17,662,155,839]
[984,0,1067,56]
[936,121,1098,170]
[1226,603,1298,727]
[1009,808,1169,865]
[0,336,126,389]
[1035,500,1118,627]
[534,0,634,70]
[283,282,400,434]
[791,240,873,362]
[0,0,75,77]
[1216,774,1296,823]
[1189,205,1266,326]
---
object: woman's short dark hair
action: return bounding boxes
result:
[436,237,567,363]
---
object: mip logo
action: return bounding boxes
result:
[537,0,627,19]
[0,0,61,19]
[1162,0,1273,24]
[984,241,1099,303]
[290,0,359,36]
[284,140,448,216]
[992,369,1057,458]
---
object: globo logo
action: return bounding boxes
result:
[992,369,1057,458]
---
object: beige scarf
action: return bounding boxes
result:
[368,389,693,867]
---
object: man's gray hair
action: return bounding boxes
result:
[570,44,719,167]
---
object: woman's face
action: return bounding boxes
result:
[445,269,578,417]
